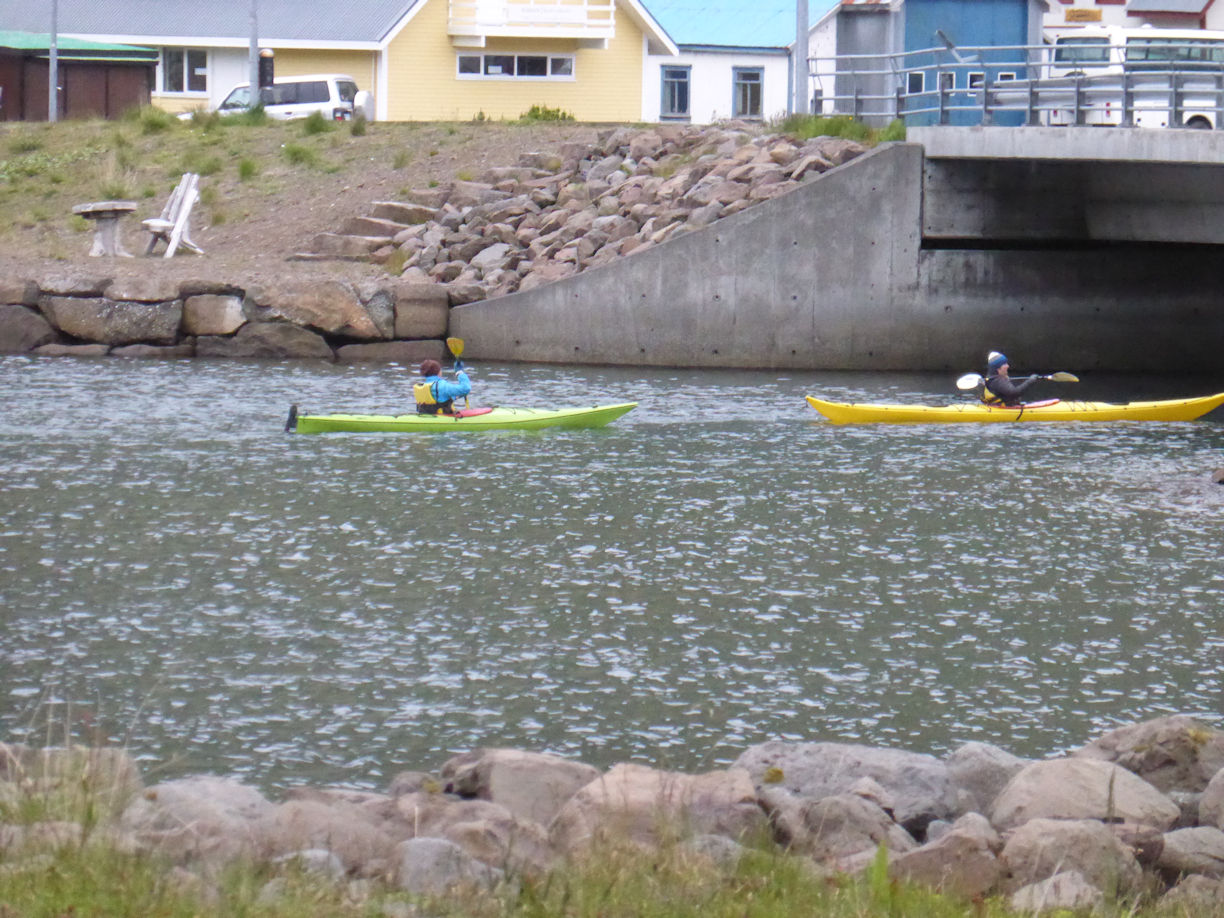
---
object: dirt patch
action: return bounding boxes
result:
[0,118,600,287]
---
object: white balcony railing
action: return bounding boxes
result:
[449,0,616,41]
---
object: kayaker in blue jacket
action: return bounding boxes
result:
[414,358,471,415]
[982,351,1039,407]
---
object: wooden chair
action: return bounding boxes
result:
[143,173,204,257]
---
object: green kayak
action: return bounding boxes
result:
[286,402,637,434]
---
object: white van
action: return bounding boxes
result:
[1048,27,1224,128]
[213,74,374,121]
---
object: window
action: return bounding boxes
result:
[661,65,690,120]
[161,47,207,93]
[996,71,1017,82]
[968,72,985,90]
[907,71,924,94]
[732,67,763,119]
[456,53,575,79]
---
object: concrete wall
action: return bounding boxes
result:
[453,143,926,369]
[451,129,1224,373]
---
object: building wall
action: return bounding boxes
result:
[383,0,646,121]
[903,0,1037,126]
[641,48,789,123]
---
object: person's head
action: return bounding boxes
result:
[419,358,441,378]
[987,351,1009,375]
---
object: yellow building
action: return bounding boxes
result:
[31,0,676,122]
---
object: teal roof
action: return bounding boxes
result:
[0,31,157,62]
[645,0,838,49]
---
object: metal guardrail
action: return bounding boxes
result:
[809,41,1224,128]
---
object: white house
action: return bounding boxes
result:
[641,0,826,123]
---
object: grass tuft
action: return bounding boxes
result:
[517,104,575,123]
[301,111,334,136]
[774,114,907,145]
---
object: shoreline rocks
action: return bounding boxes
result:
[4,714,1224,912]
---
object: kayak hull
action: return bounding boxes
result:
[289,402,637,433]
[805,393,1224,425]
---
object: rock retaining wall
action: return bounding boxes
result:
[4,715,1224,912]
[0,274,450,363]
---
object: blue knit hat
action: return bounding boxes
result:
[987,351,1008,370]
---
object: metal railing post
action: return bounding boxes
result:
[1216,72,1224,129]
[1121,72,1134,127]
[981,75,992,125]
[1074,75,1085,126]
[1171,73,1183,127]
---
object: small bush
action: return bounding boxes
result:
[129,105,178,135]
[349,115,368,137]
[281,143,319,167]
[189,109,223,131]
[518,104,575,122]
[301,111,334,135]
[455,169,475,182]
[237,158,259,181]
[879,118,907,142]
[392,150,411,169]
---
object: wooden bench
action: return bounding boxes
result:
[143,173,204,258]
[72,200,138,257]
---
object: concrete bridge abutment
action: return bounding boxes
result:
[453,128,1224,373]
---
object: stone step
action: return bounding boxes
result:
[308,232,390,256]
[370,201,439,225]
[341,216,411,237]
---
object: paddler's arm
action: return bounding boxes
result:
[434,370,471,402]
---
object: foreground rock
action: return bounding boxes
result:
[4,713,1224,912]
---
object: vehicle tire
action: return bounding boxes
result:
[1185,116,1211,130]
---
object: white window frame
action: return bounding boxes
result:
[906,71,924,95]
[159,47,209,95]
[996,71,1017,81]
[456,53,576,80]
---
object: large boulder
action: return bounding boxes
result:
[1009,871,1104,914]
[1201,768,1224,830]
[1000,818,1143,896]
[766,790,916,863]
[119,776,273,864]
[440,749,600,828]
[41,296,181,346]
[990,757,1180,831]
[248,280,383,339]
[182,294,245,336]
[393,837,503,895]
[1156,826,1224,879]
[0,303,57,352]
[195,323,333,360]
[1160,874,1224,912]
[393,791,553,873]
[254,798,397,877]
[945,742,1027,816]
[888,828,1003,899]
[734,741,958,835]
[549,764,765,852]
[1073,715,1224,794]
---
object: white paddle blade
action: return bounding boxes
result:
[956,373,984,390]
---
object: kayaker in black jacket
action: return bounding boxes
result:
[982,351,1038,407]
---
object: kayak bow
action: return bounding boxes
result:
[287,402,637,434]
[805,393,1224,425]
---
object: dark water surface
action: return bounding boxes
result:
[2,356,1222,790]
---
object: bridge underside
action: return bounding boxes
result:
[452,128,1224,373]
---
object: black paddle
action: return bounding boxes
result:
[956,371,1079,391]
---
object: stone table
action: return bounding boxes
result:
[72,201,138,257]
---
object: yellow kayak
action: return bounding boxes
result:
[805,393,1224,425]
